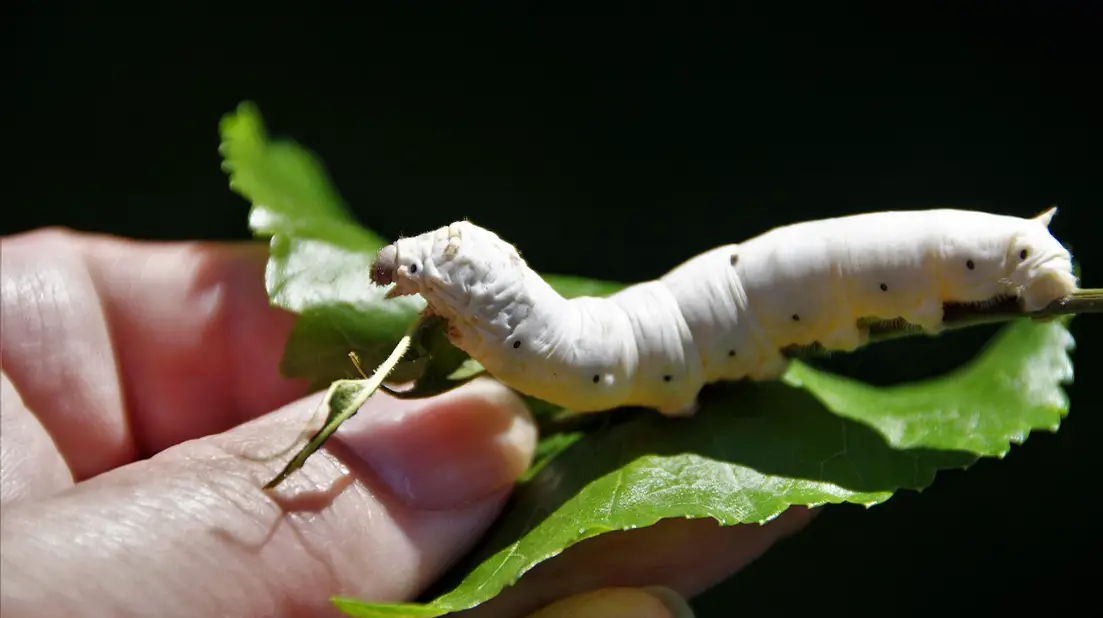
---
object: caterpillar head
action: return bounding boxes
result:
[370,241,427,300]
[1006,207,1078,312]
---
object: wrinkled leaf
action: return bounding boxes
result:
[334,318,1073,617]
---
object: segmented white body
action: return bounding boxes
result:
[376,208,1078,416]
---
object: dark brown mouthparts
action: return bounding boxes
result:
[370,244,397,286]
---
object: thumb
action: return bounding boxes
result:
[0,377,536,618]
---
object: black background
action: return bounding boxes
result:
[8,5,1101,616]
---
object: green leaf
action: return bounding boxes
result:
[542,273,628,299]
[217,103,1077,618]
[380,315,483,400]
[333,318,1074,618]
[220,101,385,252]
[269,237,432,389]
[220,102,434,385]
[219,102,628,387]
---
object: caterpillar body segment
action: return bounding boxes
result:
[369,209,1078,417]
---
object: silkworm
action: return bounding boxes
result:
[370,208,1078,416]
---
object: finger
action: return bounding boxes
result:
[0,371,73,505]
[526,587,695,618]
[2,229,133,478]
[0,228,305,480]
[79,232,308,438]
[467,507,817,618]
[0,377,537,618]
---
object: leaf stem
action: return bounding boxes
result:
[262,312,428,490]
[787,288,1103,357]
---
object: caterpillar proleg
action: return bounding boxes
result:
[370,208,1079,417]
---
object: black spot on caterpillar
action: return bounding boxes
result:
[371,207,1078,417]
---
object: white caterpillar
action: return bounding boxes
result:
[369,208,1078,417]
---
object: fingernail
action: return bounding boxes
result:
[337,377,537,510]
[528,587,695,618]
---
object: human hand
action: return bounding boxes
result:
[0,229,815,618]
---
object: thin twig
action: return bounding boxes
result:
[262,312,428,490]
[786,288,1103,357]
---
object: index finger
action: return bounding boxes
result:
[1,228,307,480]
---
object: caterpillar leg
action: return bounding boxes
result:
[748,350,791,381]
[816,323,869,352]
[903,299,946,336]
[658,399,700,418]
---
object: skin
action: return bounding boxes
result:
[1,229,815,618]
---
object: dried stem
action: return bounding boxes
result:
[262,312,428,490]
